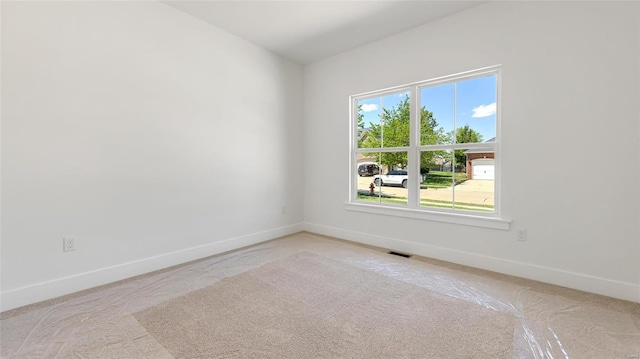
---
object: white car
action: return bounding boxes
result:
[373,170,408,188]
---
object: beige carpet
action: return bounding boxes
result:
[134,252,515,358]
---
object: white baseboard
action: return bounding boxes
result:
[1,223,304,313]
[303,222,640,304]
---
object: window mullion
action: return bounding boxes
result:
[350,98,358,202]
[408,86,419,207]
[417,143,494,151]
[452,82,456,209]
[355,146,410,153]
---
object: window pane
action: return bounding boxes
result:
[455,75,497,144]
[380,92,410,148]
[453,148,495,213]
[420,84,453,145]
[357,91,411,149]
[357,152,408,205]
[420,150,454,209]
[356,153,381,201]
[420,149,495,212]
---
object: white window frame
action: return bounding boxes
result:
[346,65,510,230]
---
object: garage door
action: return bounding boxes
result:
[472,159,495,180]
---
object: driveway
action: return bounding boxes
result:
[422,180,494,206]
[454,179,494,193]
[357,176,494,206]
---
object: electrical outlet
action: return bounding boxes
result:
[63,237,76,252]
[517,228,527,241]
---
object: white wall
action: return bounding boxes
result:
[303,1,640,302]
[2,1,638,312]
[1,1,304,311]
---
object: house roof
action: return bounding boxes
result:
[358,128,372,142]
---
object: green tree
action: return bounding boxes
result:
[357,104,366,147]
[454,125,483,169]
[361,96,445,172]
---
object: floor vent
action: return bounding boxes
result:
[388,251,412,258]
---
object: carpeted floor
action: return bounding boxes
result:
[134,251,515,358]
[3,233,640,358]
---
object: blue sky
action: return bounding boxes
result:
[358,75,497,143]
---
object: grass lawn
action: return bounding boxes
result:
[357,194,407,205]
[421,170,467,189]
[357,192,494,212]
[420,198,494,212]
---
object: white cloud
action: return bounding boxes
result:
[471,102,496,118]
[361,103,378,112]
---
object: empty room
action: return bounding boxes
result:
[1,1,639,358]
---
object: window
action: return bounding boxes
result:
[349,66,508,229]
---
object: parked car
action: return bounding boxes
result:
[358,163,380,176]
[373,170,408,188]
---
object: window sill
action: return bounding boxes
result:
[344,202,511,230]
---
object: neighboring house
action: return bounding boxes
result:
[463,138,494,180]
[463,137,495,180]
[357,127,381,166]
[464,151,494,180]
[356,152,378,165]
[431,153,452,171]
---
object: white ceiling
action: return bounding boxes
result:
[164,1,485,64]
